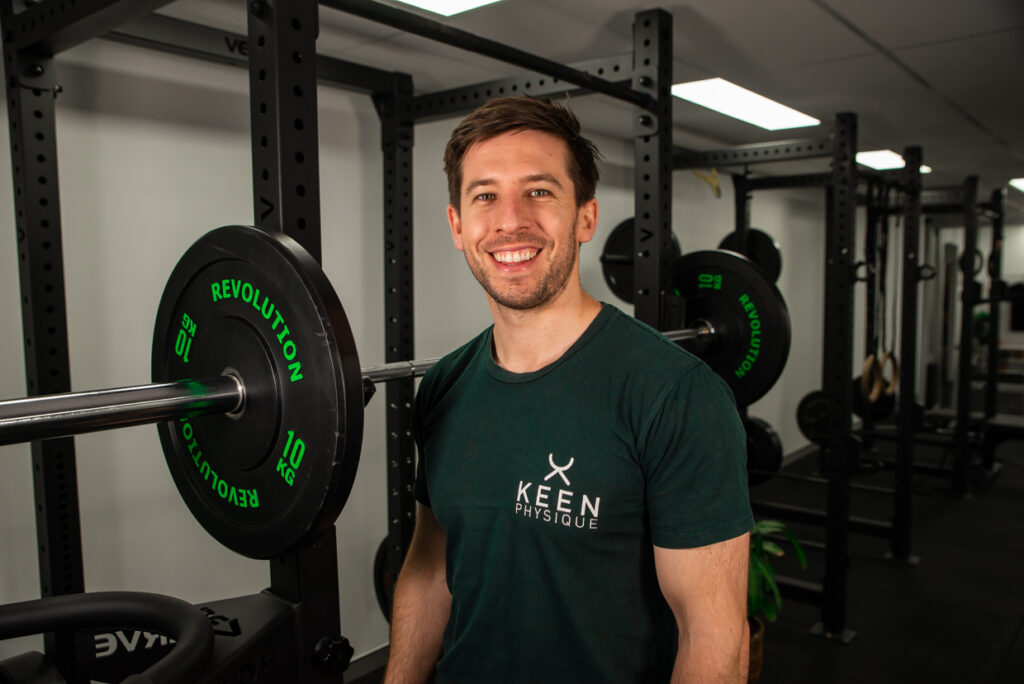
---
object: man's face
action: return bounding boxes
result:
[447,129,597,311]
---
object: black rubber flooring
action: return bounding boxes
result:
[751,437,1024,684]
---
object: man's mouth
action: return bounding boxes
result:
[491,248,539,264]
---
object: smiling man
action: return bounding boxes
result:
[383,96,753,683]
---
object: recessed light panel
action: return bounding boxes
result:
[856,150,931,174]
[392,0,502,17]
[670,78,820,130]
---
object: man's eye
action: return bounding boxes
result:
[529,188,551,197]
[475,193,495,201]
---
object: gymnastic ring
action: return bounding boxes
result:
[860,354,884,404]
[880,351,899,396]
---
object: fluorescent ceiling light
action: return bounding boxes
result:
[392,0,502,16]
[1010,178,1024,193]
[856,150,932,174]
[670,78,820,130]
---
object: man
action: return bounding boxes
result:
[384,96,753,683]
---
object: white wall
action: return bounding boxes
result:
[0,38,833,663]
[997,223,1024,350]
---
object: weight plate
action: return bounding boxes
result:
[718,229,782,283]
[745,416,782,486]
[670,250,791,408]
[152,226,363,559]
[797,390,830,446]
[600,217,681,303]
[373,537,396,622]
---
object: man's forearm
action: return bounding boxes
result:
[383,569,451,684]
[671,619,749,683]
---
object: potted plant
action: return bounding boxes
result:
[747,519,808,684]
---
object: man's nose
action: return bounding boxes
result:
[495,195,530,232]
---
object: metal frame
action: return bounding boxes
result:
[682,113,862,640]
[0,0,176,674]
[893,147,923,562]
[983,188,1006,423]
[373,73,418,592]
[0,1,365,680]
[924,180,1007,491]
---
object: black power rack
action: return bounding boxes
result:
[677,127,926,642]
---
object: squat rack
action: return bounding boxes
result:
[676,130,925,641]
[915,179,1007,495]
[3,0,679,678]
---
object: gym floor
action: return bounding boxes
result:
[752,437,1024,684]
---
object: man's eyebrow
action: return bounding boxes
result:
[524,173,563,187]
[463,178,496,196]
[463,174,564,196]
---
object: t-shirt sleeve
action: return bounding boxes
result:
[641,362,754,548]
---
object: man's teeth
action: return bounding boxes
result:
[493,249,538,264]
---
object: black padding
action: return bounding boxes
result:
[0,592,213,684]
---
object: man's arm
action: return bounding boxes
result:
[654,533,750,683]
[383,503,452,684]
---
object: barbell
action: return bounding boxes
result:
[0,225,789,559]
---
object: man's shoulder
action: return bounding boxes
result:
[596,304,706,376]
[417,327,491,405]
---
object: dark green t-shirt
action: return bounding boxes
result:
[413,303,753,683]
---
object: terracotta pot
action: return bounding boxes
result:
[748,616,764,683]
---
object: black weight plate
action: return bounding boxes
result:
[670,250,791,408]
[797,390,830,446]
[718,229,782,283]
[152,226,363,559]
[745,416,782,487]
[600,217,681,304]
[373,537,396,622]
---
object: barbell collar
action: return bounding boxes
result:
[361,357,442,384]
[664,320,717,342]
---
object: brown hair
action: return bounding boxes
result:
[443,95,601,211]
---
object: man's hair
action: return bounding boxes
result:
[443,95,601,210]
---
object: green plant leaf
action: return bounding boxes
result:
[783,526,809,569]
[765,569,782,611]
[762,540,784,557]
[754,520,786,535]
[762,598,779,622]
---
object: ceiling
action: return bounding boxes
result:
[158,0,1024,221]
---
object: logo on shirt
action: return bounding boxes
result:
[514,453,601,531]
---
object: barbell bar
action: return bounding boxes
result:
[0,325,718,446]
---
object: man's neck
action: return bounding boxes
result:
[488,286,603,374]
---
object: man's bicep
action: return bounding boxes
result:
[653,533,749,625]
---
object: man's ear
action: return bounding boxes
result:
[447,204,465,252]
[576,198,599,245]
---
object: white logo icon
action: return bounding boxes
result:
[543,453,574,487]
